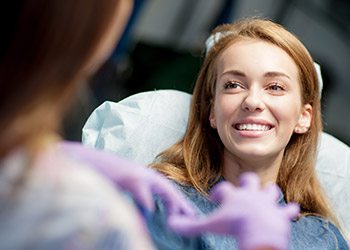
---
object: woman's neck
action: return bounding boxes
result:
[222,150,283,186]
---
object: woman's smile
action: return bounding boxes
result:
[233,118,275,138]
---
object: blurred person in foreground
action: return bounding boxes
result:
[0,0,197,249]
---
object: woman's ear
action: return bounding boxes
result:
[294,104,312,134]
[209,107,217,129]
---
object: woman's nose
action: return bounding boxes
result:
[241,89,265,112]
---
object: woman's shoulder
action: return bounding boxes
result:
[291,215,349,249]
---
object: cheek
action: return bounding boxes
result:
[214,96,241,124]
[272,99,302,128]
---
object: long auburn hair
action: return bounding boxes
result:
[0,0,127,158]
[151,18,336,222]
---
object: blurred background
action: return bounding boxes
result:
[63,0,350,145]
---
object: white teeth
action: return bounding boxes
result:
[237,124,270,131]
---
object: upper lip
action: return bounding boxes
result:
[233,118,275,129]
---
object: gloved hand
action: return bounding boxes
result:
[169,173,300,250]
[59,141,195,219]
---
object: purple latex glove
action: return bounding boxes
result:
[59,141,195,219]
[169,173,300,250]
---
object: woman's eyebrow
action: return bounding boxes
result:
[220,70,291,80]
[220,69,246,78]
[264,71,291,79]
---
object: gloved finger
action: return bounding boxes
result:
[209,181,236,204]
[150,179,196,217]
[123,182,155,212]
[163,195,196,217]
[263,183,281,201]
[167,215,206,235]
[168,212,229,236]
[239,172,260,189]
[282,202,300,219]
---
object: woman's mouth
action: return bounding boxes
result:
[235,123,272,131]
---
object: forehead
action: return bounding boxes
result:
[215,38,299,81]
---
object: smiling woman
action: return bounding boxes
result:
[148,18,349,249]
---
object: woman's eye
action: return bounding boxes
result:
[268,83,285,91]
[223,81,242,89]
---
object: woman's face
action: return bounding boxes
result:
[210,39,312,162]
